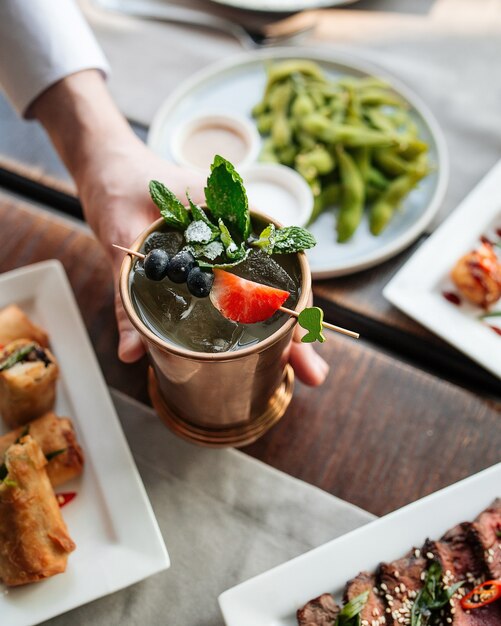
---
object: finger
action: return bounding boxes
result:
[289,341,329,386]
[110,249,145,364]
[114,290,145,363]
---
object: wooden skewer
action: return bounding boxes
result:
[113,244,145,260]
[114,244,359,340]
[280,306,359,339]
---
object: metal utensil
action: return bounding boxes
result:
[93,0,317,49]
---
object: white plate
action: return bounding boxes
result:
[384,159,501,380]
[148,48,448,279]
[219,463,500,626]
[210,0,358,12]
[0,261,169,626]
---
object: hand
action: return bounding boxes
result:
[32,70,328,385]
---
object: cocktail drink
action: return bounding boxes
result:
[130,222,302,354]
[119,156,316,447]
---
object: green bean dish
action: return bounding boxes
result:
[252,60,432,242]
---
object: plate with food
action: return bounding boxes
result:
[209,0,359,12]
[218,462,501,625]
[0,261,169,626]
[384,158,501,380]
[148,48,448,278]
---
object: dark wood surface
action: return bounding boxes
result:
[1,192,499,517]
[1,96,499,395]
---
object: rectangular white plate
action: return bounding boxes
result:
[0,260,169,626]
[383,159,501,379]
[218,463,500,626]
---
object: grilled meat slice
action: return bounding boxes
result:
[377,548,427,625]
[424,524,501,625]
[297,593,340,626]
[344,571,385,625]
[469,499,501,580]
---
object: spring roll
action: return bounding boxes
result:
[0,339,59,428]
[0,412,84,487]
[0,305,48,347]
[0,435,76,586]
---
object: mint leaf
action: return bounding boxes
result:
[205,156,250,241]
[184,241,225,261]
[150,180,190,229]
[274,226,316,254]
[298,307,326,344]
[219,219,247,261]
[185,220,214,244]
[252,224,276,255]
[199,249,251,270]
[186,194,219,235]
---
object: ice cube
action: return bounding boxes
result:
[144,230,184,256]
[234,251,298,297]
[173,298,244,353]
[131,266,189,330]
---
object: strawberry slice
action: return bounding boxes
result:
[210,269,290,324]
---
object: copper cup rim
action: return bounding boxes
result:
[119,211,312,362]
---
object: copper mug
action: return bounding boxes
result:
[119,214,311,448]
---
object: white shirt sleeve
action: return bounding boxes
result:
[0,0,110,117]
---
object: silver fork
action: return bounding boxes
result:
[92,0,318,49]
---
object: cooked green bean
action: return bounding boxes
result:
[336,146,365,243]
[369,171,424,235]
[253,59,432,240]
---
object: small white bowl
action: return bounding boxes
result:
[171,113,260,173]
[240,163,314,228]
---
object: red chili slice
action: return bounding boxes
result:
[460,580,501,610]
[56,492,76,508]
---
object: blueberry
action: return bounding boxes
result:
[144,249,170,281]
[167,250,197,283]
[187,267,214,298]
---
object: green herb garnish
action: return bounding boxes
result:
[252,224,316,255]
[410,562,464,626]
[149,180,190,229]
[45,448,67,462]
[185,220,214,245]
[252,223,276,254]
[2,478,17,488]
[335,591,369,626]
[273,226,316,254]
[0,343,36,372]
[205,155,250,241]
[479,311,501,319]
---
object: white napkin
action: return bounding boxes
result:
[41,389,373,626]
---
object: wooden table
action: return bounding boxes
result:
[0,179,499,518]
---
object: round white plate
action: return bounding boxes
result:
[148,48,448,279]
[209,0,358,11]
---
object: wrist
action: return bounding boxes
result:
[31,70,138,190]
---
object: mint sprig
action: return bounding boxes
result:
[252,225,316,255]
[150,180,190,229]
[205,155,251,241]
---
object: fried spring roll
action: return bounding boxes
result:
[0,412,84,487]
[0,435,76,586]
[0,339,59,428]
[0,305,48,347]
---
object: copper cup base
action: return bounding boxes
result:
[148,365,294,448]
